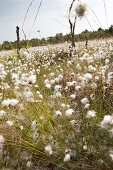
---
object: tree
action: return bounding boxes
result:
[0,44,2,51]
[55,33,63,43]
[83,29,89,33]
[98,27,103,32]
[2,41,11,50]
[108,25,113,34]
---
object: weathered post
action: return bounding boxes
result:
[16,26,20,58]
[85,38,88,48]
[69,0,76,49]
[68,0,87,56]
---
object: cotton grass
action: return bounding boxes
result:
[75,0,87,17]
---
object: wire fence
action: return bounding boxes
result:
[20,0,109,42]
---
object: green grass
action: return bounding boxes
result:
[0,41,113,169]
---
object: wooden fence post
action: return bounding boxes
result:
[16,26,20,58]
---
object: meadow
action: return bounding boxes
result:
[0,39,113,170]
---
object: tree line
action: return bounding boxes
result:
[0,25,113,51]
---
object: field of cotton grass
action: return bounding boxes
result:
[0,39,113,170]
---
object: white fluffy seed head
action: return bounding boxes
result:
[54,85,62,92]
[45,144,52,155]
[81,97,89,105]
[65,109,74,116]
[31,120,38,131]
[83,145,87,150]
[1,99,19,107]
[26,161,32,168]
[54,111,62,116]
[6,120,13,126]
[64,153,71,162]
[45,83,51,89]
[70,94,76,100]
[100,115,113,129]
[27,75,36,84]
[84,104,90,109]
[0,110,7,117]
[75,0,87,17]
[84,73,92,82]
[86,110,96,118]
[0,135,5,144]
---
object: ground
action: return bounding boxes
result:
[0,38,113,169]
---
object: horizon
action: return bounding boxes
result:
[1,26,112,45]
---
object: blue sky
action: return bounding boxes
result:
[0,0,113,43]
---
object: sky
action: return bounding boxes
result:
[0,0,113,43]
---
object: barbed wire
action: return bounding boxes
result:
[85,16,94,32]
[102,0,108,28]
[28,0,43,39]
[88,5,102,28]
[21,0,36,40]
[20,0,109,47]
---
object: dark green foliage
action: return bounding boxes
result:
[0,25,113,51]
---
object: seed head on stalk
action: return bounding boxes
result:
[75,0,87,18]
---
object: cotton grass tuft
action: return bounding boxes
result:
[75,0,87,17]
